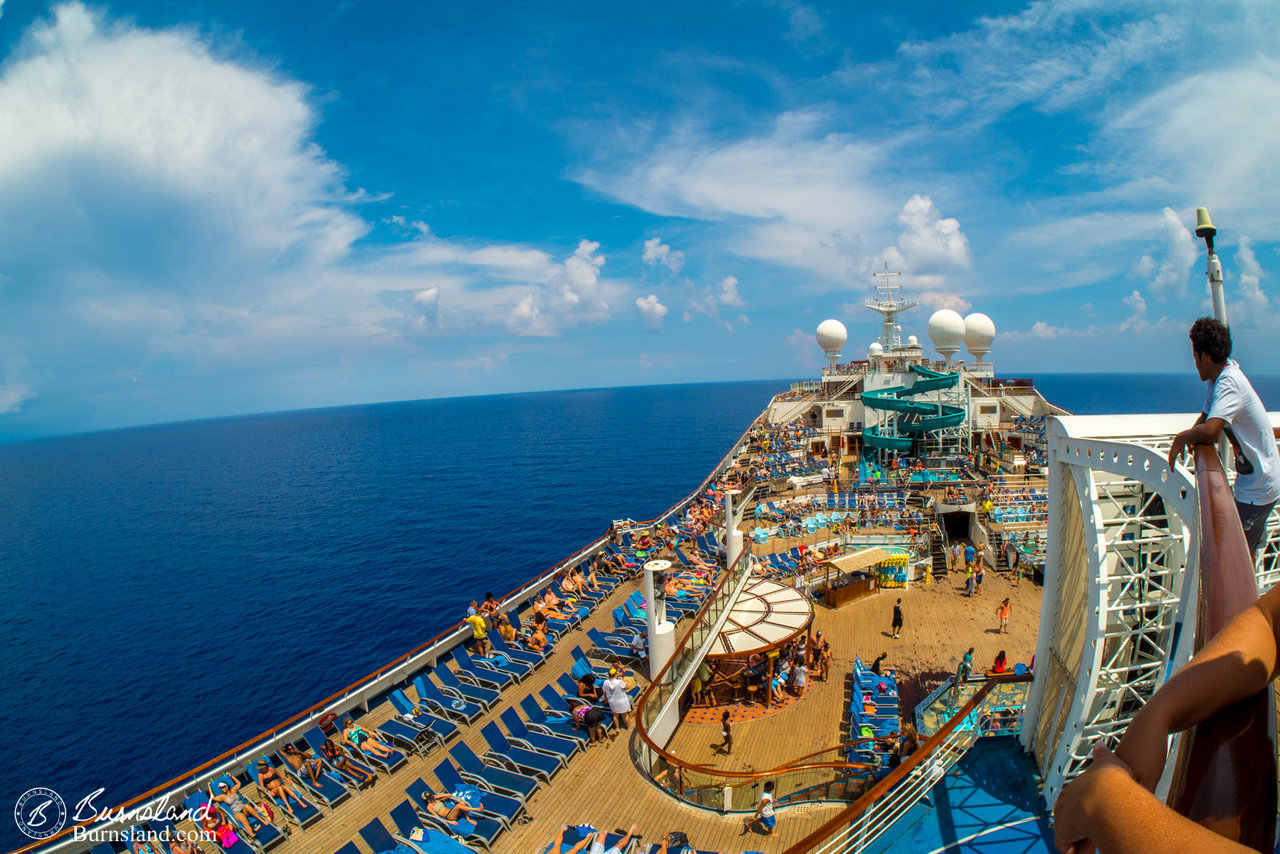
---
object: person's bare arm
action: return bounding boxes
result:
[1113,582,1280,789]
[1054,584,1280,854]
[1053,745,1254,854]
[1168,417,1225,469]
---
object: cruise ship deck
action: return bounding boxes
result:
[155,554,1041,854]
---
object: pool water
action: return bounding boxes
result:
[866,737,1054,854]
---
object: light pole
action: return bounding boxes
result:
[1195,207,1225,324]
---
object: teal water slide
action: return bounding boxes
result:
[861,365,965,452]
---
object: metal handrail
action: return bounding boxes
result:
[784,674,1032,853]
[1164,446,1277,849]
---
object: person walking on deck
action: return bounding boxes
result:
[997,598,1012,634]
[891,598,904,639]
[1169,317,1280,559]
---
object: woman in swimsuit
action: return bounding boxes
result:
[169,834,204,854]
[255,759,311,815]
[201,809,242,849]
[341,718,396,759]
[208,780,267,839]
[281,744,323,786]
[321,738,375,785]
[422,792,481,827]
[577,673,601,704]
[535,593,571,622]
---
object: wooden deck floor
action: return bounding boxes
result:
[203,565,1041,854]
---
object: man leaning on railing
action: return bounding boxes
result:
[1053,581,1280,854]
[1168,317,1280,559]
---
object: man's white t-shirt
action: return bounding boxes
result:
[602,677,631,713]
[1204,360,1280,505]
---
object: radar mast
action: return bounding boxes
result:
[864,265,917,351]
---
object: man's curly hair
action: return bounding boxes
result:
[1189,317,1232,364]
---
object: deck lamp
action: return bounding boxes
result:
[1195,207,1226,324]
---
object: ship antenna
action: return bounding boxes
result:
[1195,207,1225,324]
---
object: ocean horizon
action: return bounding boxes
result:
[2,373,1279,851]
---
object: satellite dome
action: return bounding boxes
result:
[906,335,919,348]
[927,309,965,361]
[815,319,848,354]
[964,313,996,361]
[868,342,884,358]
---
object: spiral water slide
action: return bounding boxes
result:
[861,365,964,452]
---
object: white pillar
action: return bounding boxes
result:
[644,563,675,682]
[724,489,745,571]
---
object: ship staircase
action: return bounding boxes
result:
[929,520,949,578]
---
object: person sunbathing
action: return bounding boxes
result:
[478,592,501,617]
[535,592,572,622]
[201,807,244,849]
[495,613,518,643]
[421,792,481,827]
[208,780,267,840]
[254,759,311,815]
[664,576,697,599]
[280,743,323,786]
[341,718,396,758]
[321,737,375,785]
[577,673,602,704]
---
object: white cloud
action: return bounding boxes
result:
[1236,235,1269,312]
[1139,207,1196,299]
[641,237,684,273]
[635,294,669,330]
[918,291,971,313]
[893,194,971,274]
[716,275,744,307]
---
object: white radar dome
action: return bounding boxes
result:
[868,342,884,358]
[927,309,966,361]
[963,312,996,361]
[815,319,848,368]
[906,335,919,348]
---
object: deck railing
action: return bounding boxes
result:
[631,546,881,811]
[15,401,781,854]
[784,673,1032,854]
[1164,446,1277,848]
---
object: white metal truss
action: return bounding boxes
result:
[1023,419,1201,808]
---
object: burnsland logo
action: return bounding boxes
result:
[14,788,68,840]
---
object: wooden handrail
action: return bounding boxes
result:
[1165,446,1277,849]
[784,674,1031,854]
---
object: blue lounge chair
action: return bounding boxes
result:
[413,674,486,722]
[571,645,613,678]
[434,666,501,709]
[427,767,526,829]
[450,648,513,690]
[342,723,409,774]
[479,721,560,780]
[377,715,438,756]
[274,744,351,808]
[184,790,276,854]
[499,707,581,762]
[390,796,496,853]
[247,754,322,829]
[448,742,541,802]
[332,845,360,854]
[301,726,376,789]
[489,632,545,668]
[519,694,587,744]
[587,628,641,663]
[456,643,530,683]
[389,688,459,743]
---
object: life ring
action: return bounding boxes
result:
[318,712,337,731]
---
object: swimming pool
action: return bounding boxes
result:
[865,737,1054,854]
[908,470,962,483]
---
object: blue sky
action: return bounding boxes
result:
[0,0,1278,439]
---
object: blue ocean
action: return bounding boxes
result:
[1,373,1278,851]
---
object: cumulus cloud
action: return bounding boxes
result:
[918,291,971,313]
[892,195,971,274]
[641,237,684,273]
[1136,208,1196,299]
[1236,235,1269,311]
[635,294,669,330]
[716,275,744,307]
